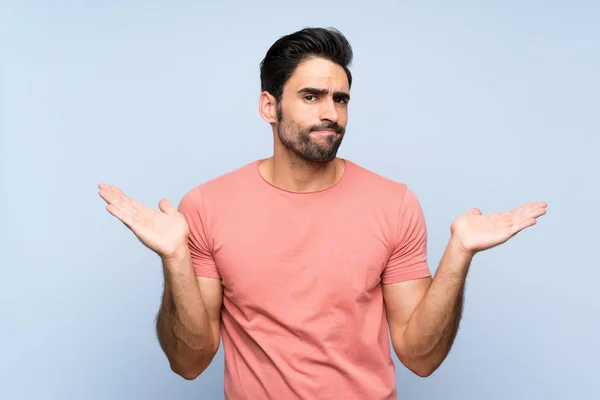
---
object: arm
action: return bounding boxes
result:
[383,237,471,377]
[156,249,223,380]
[96,183,224,380]
[384,189,546,377]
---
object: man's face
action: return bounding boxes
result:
[275,57,350,163]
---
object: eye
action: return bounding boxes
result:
[334,96,348,104]
[304,95,317,102]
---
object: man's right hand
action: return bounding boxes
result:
[98,183,190,260]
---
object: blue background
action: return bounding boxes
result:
[2,1,599,399]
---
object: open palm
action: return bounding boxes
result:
[451,201,547,255]
[98,183,190,259]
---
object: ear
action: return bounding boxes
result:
[258,91,278,124]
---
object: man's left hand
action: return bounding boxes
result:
[450,201,548,256]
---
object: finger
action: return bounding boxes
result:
[519,201,548,213]
[512,202,544,220]
[99,187,145,225]
[510,218,537,235]
[158,198,176,215]
[99,187,131,211]
[513,201,541,211]
[467,208,482,216]
[107,185,132,204]
[100,185,143,214]
[109,186,153,216]
[98,183,126,200]
[524,206,547,220]
[106,204,137,230]
[98,186,119,205]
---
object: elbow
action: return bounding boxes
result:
[400,358,438,378]
[170,359,208,381]
[179,367,207,381]
[175,367,201,381]
[395,350,440,378]
[411,364,437,378]
[169,350,216,381]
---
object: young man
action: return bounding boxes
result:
[98,27,547,399]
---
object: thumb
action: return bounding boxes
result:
[158,198,177,215]
[467,208,482,216]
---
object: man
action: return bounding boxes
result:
[98,27,547,399]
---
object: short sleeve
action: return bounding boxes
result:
[382,187,432,284]
[177,188,221,279]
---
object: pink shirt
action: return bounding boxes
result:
[177,159,431,399]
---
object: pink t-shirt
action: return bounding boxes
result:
[177,159,431,400]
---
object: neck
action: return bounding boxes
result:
[259,151,345,193]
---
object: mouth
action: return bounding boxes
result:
[310,129,337,135]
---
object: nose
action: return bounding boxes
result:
[319,98,339,123]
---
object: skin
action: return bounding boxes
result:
[258,57,350,193]
[97,56,547,380]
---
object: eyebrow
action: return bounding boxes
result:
[297,87,350,102]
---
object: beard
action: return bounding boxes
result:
[276,104,345,164]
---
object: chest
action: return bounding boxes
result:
[210,204,392,312]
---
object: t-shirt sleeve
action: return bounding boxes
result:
[382,187,432,284]
[177,188,221,279]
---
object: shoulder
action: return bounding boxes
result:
[345,159,412,200]
[344,159,425,219]
[344,160,426,241]
[178,159,260,212]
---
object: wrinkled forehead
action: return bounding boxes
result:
[285,57,350,93]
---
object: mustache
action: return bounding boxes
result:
[309,122,344,134]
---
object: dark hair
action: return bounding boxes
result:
[259,27,353,101]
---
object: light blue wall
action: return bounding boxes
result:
[2,1,599,399]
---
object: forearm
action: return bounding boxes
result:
[396,236,472,375]
[156,249,214,378]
